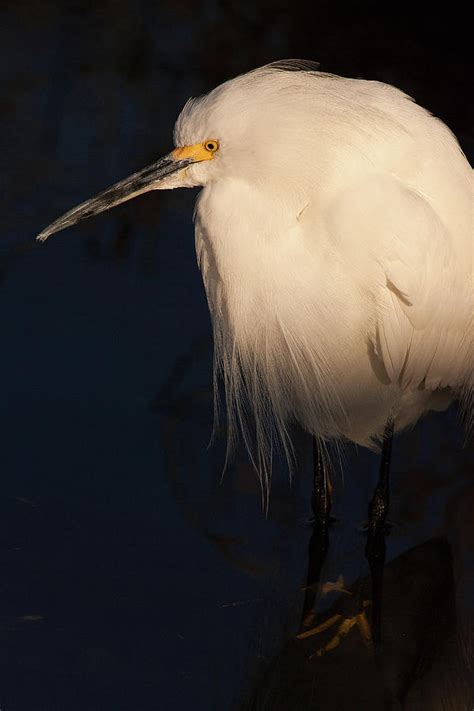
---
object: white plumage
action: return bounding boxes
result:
[179,62,472,486]
[36,61,473,501]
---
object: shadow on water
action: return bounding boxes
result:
[155,342,474,710]
[239,538,472,710]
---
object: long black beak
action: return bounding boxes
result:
[36,153,192,242]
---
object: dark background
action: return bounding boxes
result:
[1,2,472,710]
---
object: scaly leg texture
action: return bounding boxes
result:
[301,439,331,628]
[365,419,394,653]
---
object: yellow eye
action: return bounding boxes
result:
[203,139,219,153]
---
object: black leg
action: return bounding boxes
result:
[365,419,394,653]
[300,439,331,628]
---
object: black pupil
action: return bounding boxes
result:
[207,142,215,150]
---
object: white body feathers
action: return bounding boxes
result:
[174,63,472,489]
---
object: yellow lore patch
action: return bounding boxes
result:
[172,140,219,162]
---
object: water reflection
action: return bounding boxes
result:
[244,539,471,710]
[156,340,474,709]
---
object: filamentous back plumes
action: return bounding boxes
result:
[36,61,473,509]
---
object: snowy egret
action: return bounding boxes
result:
[36,60,473,644]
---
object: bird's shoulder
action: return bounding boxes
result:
[322,174,471,391]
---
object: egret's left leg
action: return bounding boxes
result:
[365,419,394,652]
[300,439,331,628]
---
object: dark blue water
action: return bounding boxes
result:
[1,4,472,709]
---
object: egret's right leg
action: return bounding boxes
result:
[365,419,394,652]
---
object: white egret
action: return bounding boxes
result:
[36,60,473,645]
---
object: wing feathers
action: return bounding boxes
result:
[376,190,470,390]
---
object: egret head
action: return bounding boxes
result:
[36,60,329,242]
